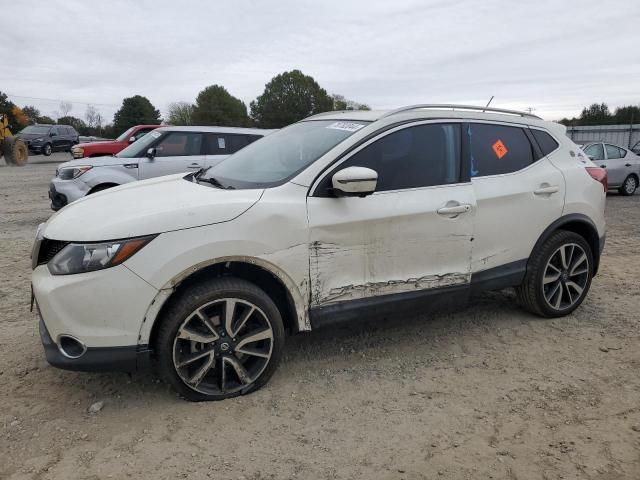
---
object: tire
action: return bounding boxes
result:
[155,277,285,401]
[619,175,638,196]
[516,230,593,318]
[88,184,116,195]
[3,137,29,166]
[42,143,52,156]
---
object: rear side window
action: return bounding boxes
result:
[204,134,227,155]
[583,144,604,161]
[531,129,559,156]
[605,144,626,159]
[227,134,251,153]
[337,123,461,192]
[468,124,534,177]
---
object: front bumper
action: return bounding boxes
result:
[38,317,151,372]
[49,177,90,210]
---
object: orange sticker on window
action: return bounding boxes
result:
[492,139,508,159]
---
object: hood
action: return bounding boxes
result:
[43,174,264,241]
[58,155,130,168]
[78,140,118,147]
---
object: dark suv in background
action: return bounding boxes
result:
[17,124,80,156]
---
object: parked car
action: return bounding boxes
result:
[16,124,79,156]
[71,125,161,159]
[630,140,640,156]
[48,126,275,210]
[32,105,607,401]
[582,142,640,195]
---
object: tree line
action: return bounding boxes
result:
[559,103,640,126]
[0,69,369,138]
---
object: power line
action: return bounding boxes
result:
[5,93,120,108]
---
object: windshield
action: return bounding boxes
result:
[202,120,369,188]
[116,130,163,158]
[116,127,136,142]
[20,125,51,135]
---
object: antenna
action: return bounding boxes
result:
[483,96,495,111]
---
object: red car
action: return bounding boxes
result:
[70,125,160,159]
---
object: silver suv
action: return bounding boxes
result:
[48,126,276,210]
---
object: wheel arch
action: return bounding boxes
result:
[88,182,119,194]
[143,257,308,350]
[529,214,603,276]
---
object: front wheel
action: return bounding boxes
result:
[619,175,638,196]
[516,231,593,318]
[42,143,52,156]
[155,277,285,401]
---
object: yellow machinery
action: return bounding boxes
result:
[0,113,28,166]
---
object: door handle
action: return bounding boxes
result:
[600,164,607,168]
[187,163,203,168]
[437,204,471,216]
[534,185,559,195]
[625,163,632,167]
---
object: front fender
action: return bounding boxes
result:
[82,165,138,189]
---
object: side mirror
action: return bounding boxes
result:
[146,147,156,160]
[331,166,377,197]
[129,136,136,143]
[49,131,57,137]
[587,155,595,161]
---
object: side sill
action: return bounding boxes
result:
[469,259,527,295]
[309,284,469,330]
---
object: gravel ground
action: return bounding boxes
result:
[1,163,639,480]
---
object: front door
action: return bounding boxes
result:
[139,131,205,179]
[307,122,475,307]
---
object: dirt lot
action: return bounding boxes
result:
[1,163,638,480]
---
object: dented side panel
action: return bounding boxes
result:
[307,184,476,306]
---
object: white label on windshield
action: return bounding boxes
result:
[326,122,365,132]
[150,131,162,138]
[218,137,226,149]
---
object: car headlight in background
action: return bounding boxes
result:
[48,235,156,275]
[32,137,43,143]
[58,165,92,180]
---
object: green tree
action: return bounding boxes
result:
[167,101,195,125]
[57,116,88,134]
[331,94,370,111]
[36,115,55,125]
[22,105,40,125]
[250,70,334,128]
[579,103,612,125]
[112,95,161,133]
[191,86,248,126]
[613,105,640,124]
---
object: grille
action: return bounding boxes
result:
[37,239,69,265]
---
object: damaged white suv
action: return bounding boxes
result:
[32,105,607,401]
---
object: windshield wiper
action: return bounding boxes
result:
[193,166,212,181]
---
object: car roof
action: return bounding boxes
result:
[156,125,277,135]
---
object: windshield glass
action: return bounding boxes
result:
[116,127,136,142]
[202,120,369,188]
[20,125,51,135]
[116,129,163,158]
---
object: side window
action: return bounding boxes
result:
[154,132,203,157]
[605,144,624,159]
[134,129,152,141]
[468,123,534,177]
[584,144,604,161]
[338,123,461,192]
[204,134,228,155]
[226,134,249,153]
[531,129,559,156]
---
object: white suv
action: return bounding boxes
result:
[48,126,275,210]
[32,105,607,401]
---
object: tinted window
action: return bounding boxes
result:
[155,132,203,157]
[468,124,534,177]
[584,143,604,161]
[227,134,252,153]
[204,134,227,155]
[605,144,626,159]
[338,123,461,191]
[531,129,559,156]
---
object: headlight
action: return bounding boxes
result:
[33,137,43,142]
[48,236,156,275]
[71,146,84,154]
[58,165,92,180]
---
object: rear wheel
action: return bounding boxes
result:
[619,175,637,196]
[155,277,285,401]
[516,231,593,317]
[3,137,29,166]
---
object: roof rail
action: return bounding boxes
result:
[380,104,542,120]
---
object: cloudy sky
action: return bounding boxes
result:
[2,0,639,123]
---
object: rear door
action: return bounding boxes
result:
[604,143,631,186]
[467,122,565,274]
[138,131,205,179]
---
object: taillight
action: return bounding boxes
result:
[585,167,607,193]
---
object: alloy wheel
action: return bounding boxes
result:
[624,176,637,195]
[172,298,274,395]
[542,243,590,311]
